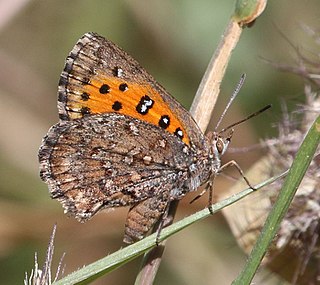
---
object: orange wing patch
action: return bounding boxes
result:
[57,32,190,145]
[63,74,190,145]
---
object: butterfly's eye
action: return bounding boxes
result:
[216,138,225,154]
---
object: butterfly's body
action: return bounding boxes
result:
[39,32,229,243]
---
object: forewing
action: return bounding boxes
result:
[58,32,205,148]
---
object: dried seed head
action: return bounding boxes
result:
[263,87,320,284]
[222,87,320,285]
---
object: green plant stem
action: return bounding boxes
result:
[232,115,320,285]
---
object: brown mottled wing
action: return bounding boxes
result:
[124,194,170,244]
[39,113,194,221]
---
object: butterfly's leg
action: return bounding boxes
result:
[189,179,217,215]
[189,188,207,204]
[207,180,215,215]
[189,177,216,214]
[219,160,256,190]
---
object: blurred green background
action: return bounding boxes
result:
[0,1,319,284]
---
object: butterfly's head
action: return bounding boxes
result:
[207,129,234,160]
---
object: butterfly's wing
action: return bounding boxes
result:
[39,113,194,220]
[58,32,205,148]
[124,194,170,244]
[40,32,209,242]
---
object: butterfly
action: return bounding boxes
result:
[39,32,237,244]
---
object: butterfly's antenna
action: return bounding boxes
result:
[219,104,272,134]
[214,74,246,132]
